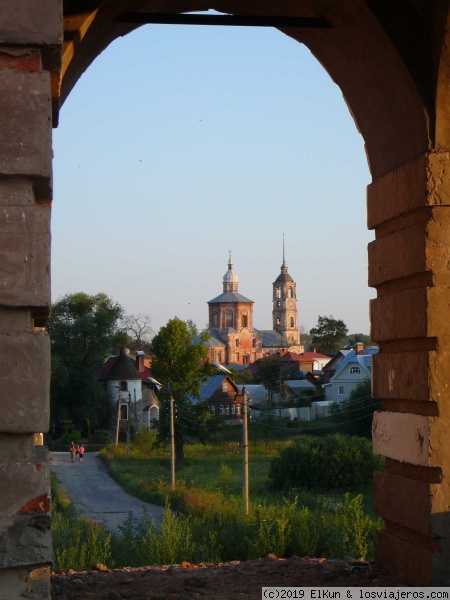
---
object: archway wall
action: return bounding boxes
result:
[0,2,61,597]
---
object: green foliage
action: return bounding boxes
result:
[94,429,111,445]
[61,431,81,445]
[269,433,380,492]
[331,380,380,438]
[51,475,112,571]
[48,292,126,436]
[150,317,219,468]
[346,333,371,347]
[310,315,348,354]
[254,355,283,404]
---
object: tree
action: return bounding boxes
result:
[310,315,349,354]
[121,313,153,351]
[47,292,127,437]
[255,354,283,406]
[331,379,381,437]
[346,333,371,347]
[150,318,217,469]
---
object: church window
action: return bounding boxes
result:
[276,317,281,326]
[212,313,218,326]
[226,311,233,327]
[242,314,248,327]
[120,404,128,420]
[252,352,256,362]
[235,338,239,347]
[222,382,228,392]
[276,286,281,298]
[252,338,256,348]
[290,317,294,327]
[120,381,128,391]
[277,300,281,307]
[235,352,240,362]
[217,351,222,362]
[288,287,293,298]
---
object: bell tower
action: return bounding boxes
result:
[272,236,302,351]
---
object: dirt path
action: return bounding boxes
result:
[49,451,164,534]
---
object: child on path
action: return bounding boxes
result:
[78,444,85,463]
[69,442,76,463]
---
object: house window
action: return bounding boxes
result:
[236,404,241,415]
[338,386,345,395]
[350,367,361,374]
[222,382,228,392]
[225,405,230,415]
[242,314,248,327]
[120,404,128,419]
[219,404,224,415]
[231,404,235,415]
[210,405,216,416]
[120,381,128,391]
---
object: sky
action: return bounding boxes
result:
[52,21,374,337]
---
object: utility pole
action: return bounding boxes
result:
[115,386,121,447]
[242,385,249,515]
[169,387,176,489]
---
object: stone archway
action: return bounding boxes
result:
[1,2,450,596]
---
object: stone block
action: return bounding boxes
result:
[0,1,62,46]
[367,152,450,230]
[370,288,427,342]
[372,350,431,401]
[368,222,426,287]
[376,529,433,585]
[367,153,428,229]
[372,411,430,466]
[0,177,34,206]
[0,308,32,334]
[374,470,431,535]
[0,434,39,462]
[0,460,51,568]
[0,204,50,308]
[0,70,52,178]
[0,332,49,433]
[0,566,50,600]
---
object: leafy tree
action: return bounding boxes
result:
[346,333,371,347]
[254,354,283,406]
[331,379,381,438]
[47,292,127,437]
[150,318,217,469]
[310,315,349,354]
[121,313,153,351]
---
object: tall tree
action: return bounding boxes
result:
[47,292,126,436]
[121,313,153,351]
[150,318,216,469]
[255,354,283,406]
[310,315,349,354]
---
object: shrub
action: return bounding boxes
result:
[94,429,111,445]
[268,433,379,492]
[60,431,81,445]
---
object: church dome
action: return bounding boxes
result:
[223,266,239,285]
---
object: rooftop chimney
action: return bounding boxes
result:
[355,342,364,355]
[136,350,145,372]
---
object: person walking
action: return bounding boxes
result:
[78,444,85,463]
[69,442,76,463]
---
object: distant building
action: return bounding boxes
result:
[200,247,303,366]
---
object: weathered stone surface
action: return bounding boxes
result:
[0,332,49,433]
[370,288,427,341]
[372,350,431,401]
[0,204,50,307]
[368,222,427,287]
[0,1,62,46]
[0,458,51,568]
[374,470,431,535]
[367,152,450,230]
[372,411,430,466]
[0,177,34,205]
[376,529,433,585]
[0,70,52,178]
[0,434,38,462]
[0,308,32,333]
[0,566,50,600]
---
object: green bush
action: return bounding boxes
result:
[94,429,111,445]
[268,433,379,492]
[60,431,81,445]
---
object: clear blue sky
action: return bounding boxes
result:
[52,22,373,337]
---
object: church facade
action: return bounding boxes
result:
[201,251,303,366]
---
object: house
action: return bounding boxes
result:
[191,374,243,420]
[322,348,352,383]
[99,348,160,430]
[322,344,379,403]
